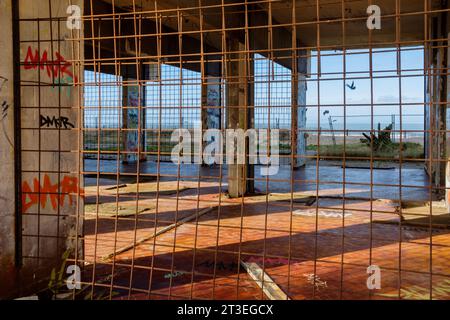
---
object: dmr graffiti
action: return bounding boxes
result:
[23,46,78,84]
[22,175,84,214]
[1,101,8,120]
[40,115,75,129]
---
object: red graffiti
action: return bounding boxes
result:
[23,46,78,83]
[22,175,84,214]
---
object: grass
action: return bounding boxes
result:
[84,134,293,155]
[307,142,424,160]
[84,130,423,160]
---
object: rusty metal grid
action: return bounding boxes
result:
[16,0,450,300]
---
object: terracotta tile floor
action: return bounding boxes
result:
[82,179,450,300]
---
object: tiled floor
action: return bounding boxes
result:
[82,161,449,300]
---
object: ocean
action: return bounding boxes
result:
[306,121,425,137]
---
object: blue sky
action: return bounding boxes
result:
[84,47,425,132]
[306,47,425,130]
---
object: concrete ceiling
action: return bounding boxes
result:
[91,0,445,72]
[260,0,443,48]
[97,0,228,54]
[98,0,444,47]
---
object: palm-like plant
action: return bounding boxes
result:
[361,123,393,151]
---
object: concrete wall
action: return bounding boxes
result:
[425,10,448,199]
[0,0,18,297]
[0,0,84,298]
[445,11,450,210]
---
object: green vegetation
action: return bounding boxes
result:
[307,142,424,160]
[361,123,393,151]
[84,130,294,155]
[84,129,423,160]
[42,249,119,300]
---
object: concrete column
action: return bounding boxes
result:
[122,65,146,163]
[426,8,448,199]
[201,58,222,166]
[291,50,309,168]
[0,0,17,298]
[444,10,450,209]
[226,38,254,198]
[11,0,84,298]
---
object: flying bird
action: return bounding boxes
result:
[346,81,356,90]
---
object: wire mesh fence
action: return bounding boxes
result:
[14,0,450,300]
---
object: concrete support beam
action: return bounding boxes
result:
[100,0,230,58]
[258,0,440,49]
[85,0,224,76]
[249,5,296,70]
[291,51,309,168]
[201,57,222,165]
[201,78,221,129]
[5,0,84,298]
[95,0,439,75]
[0,0,17,298]
[226,38,254,198]
[122,65,146,163]
[95,1,297,72]
[426,5,448,198]
[444,9,450,209]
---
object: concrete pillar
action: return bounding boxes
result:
[0,0,17,298]
[8,0,84,298]
[226,38,254,198]
[122,65,146,163]
[201,58,222,166]
[291,50,309,168]
[426,7,448,199]
[444,10,450,209]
